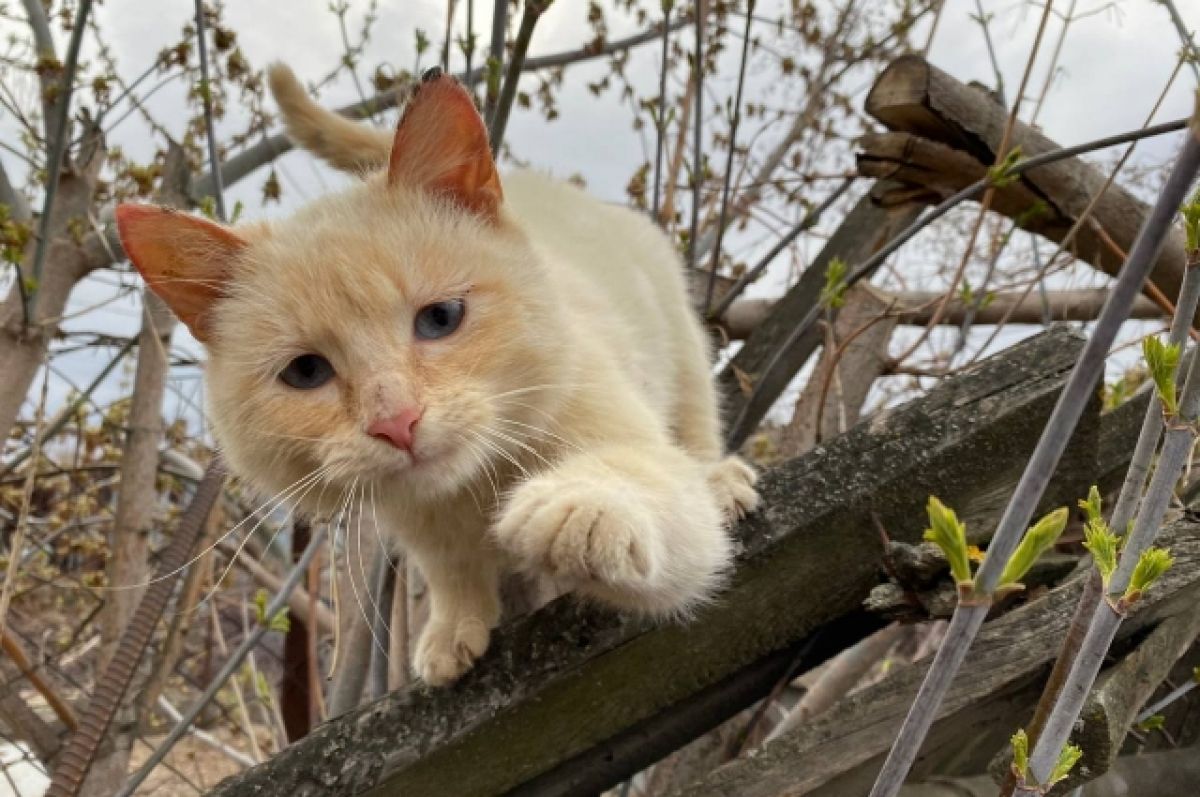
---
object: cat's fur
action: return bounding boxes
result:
[115,66,758,686]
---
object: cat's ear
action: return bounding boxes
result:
[387,68,503,220]
[115,204,246,342]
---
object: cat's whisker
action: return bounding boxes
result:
[489,383,580,402]
[493,416,607,470]
[327,479,358,680]
[254,430,331,444]
[97,465,331,593]
[493,417,581,452]
[367,481,399,574]
[493,396,571,431]
[344,480,390,666]
[193,466,330,614]
[479,425,554,471]
[453,432,499,511]
[465,428,532,482]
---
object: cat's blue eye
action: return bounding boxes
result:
[279,354,335,389]
[414,299,465,340]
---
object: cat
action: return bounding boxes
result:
[114,65,759,686]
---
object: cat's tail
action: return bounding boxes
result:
[266,63,392,175]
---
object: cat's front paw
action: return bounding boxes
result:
[413,616,491,687]
[707,456,760,523]
[494,478,659,589]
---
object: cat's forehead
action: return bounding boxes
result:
[245,191,483,302]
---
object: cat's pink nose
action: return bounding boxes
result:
[368,407,423,451]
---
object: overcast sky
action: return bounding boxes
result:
[1,0,1197,425]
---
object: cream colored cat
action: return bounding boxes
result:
[115,66,758,686]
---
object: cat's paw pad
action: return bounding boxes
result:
[412,616,490,687]
[707,456,759,523]
[495,479,657,587]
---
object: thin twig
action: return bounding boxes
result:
[651,1,673,223]
[194,0,227,222]
[704,0,755,312]
[483,0,507,123]
[687,0,705,269]
[971,0,1006,105]
[1157,0,1200,83]
[489,1,552,156]
[25,0,94,323]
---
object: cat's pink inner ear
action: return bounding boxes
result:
[115,204,247,342]
[387,74,503,220]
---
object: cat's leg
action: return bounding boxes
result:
[493,442,732,615]
[407,538,502,686]
[670,343,760,522]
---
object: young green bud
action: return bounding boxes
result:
[820,257,849,310]
[1083,520,1120,588]
[1142,335,1182,416]
[1048,742,1083,786]
[997,507,1069,589]
[1181,184,1200,254]
[923,496,972,584]
[1010,728,1029,779]
[1078,485,1102,526]
[1124,547,1174,604]
[987,146,1024,188]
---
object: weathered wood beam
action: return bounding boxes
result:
[211,327,1098,797]
[861,55,1189,311]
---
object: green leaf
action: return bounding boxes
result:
[253,588,268,623]
[1011,728,1029,778]
[987,146,1023,188]
[254,588,290,632]
[1142,335,1182,416]
[1078,485,1102,526]
[1124,547,1174,603]
[1084,519,1120,588]
[269,608,291,633]
[820,257,849,310]
[1181,184,1200,253]
[1137,714,1166,732]
[1013,199,1050,229]
[997,507,1069,589]
[485,56,502,96]
[414,28,430,55]
[1048,742,1083,785]
[923,496,972,584]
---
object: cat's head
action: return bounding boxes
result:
[116,71,569,512]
